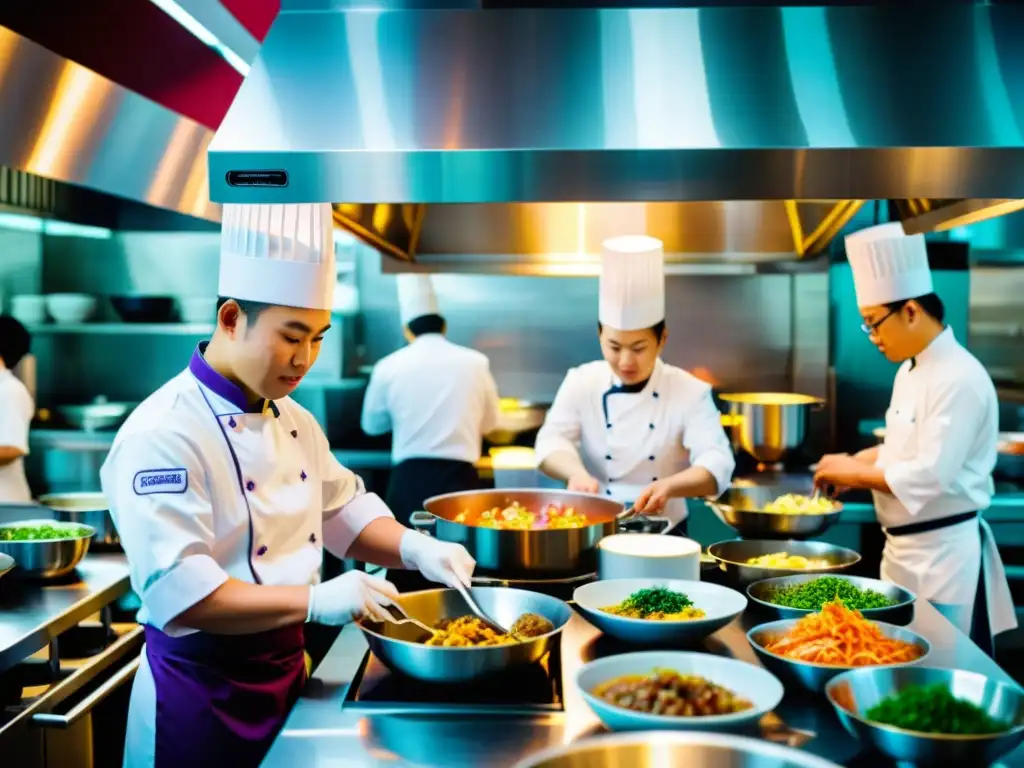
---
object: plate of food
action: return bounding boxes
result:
[747,574,916,625]
[573,579,747,645]
[747,599,931,693]
[826,666,1024,765]
[576,650,784,733]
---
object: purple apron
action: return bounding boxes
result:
[145,624,306,767]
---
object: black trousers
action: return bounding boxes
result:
[385,457,481,593]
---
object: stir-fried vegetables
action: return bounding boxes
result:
[763,493,838,515]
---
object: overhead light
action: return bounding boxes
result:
[148,0,250,77]
[0,213,112,239]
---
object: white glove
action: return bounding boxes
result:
[399,531,475,588]
[307,571,399,626]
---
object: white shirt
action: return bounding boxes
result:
[100,347,393,636]
[534,359,735,520]
[875,327,999,527]
[0,368,33,503]
[361,334,500,464]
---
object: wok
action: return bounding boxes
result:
[706,483,842,540]
[412,489,660,579]
[357,587,573,683]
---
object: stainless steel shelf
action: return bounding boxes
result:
[0,554,131,676]
[27,323,214,335]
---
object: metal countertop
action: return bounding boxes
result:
[264,593,1022,768]
[0,554,131,675]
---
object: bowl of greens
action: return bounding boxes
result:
[0,520,95,579]
[573,579,747,645]
[826,666,1024,765]
[747,574,915,625]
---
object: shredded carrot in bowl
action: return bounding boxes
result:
[760,599,925,667]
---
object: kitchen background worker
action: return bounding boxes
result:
[361,273,500,591]
[814,221,1016,656]
[534,235,735,534]
[0,315,33,503]
[100,204,476,768]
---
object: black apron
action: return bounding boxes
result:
[385,457,482,593]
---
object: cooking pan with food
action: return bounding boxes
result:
[706,485,842,540]
[411,489,670,579]
[357,587,573,683]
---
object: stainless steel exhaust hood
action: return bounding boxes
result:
[208,2,1024,265]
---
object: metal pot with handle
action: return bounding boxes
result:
[720,393,824,464]
[410,489,670,579]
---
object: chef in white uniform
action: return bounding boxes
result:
[100,204,475,768]
[361,274,500,590]
[0,316,33,503]
[535,236,735,532]
[815,222,1015,654]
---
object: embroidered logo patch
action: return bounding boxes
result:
[133,468,188,495]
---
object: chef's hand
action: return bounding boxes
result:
[567,473,600,494]
[400,531,475,588]
[813,453,863,495]
[633,478,673,515]
[307,571,399,626]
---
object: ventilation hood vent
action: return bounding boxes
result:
[208,2,1024,267]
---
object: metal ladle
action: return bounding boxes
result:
[453,581,511,635]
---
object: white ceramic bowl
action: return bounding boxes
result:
[574,578,747,645]
[9,295,46,325]
[598,533,701,581]
[45,294,96,324]
[576,650,784,733]
[178,296,218,323]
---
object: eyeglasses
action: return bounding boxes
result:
[860,308,899,335]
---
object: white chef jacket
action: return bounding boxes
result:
[0,367,33,503]
[874,327,1016,637]
[361,333,500,464]
[534,359,734,521]
[101,346,394,637]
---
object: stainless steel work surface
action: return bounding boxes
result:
[0,554,131,675]
[264,590,1022,767]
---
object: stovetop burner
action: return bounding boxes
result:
[345,646,564,716]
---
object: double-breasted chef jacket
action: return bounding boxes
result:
[874,326,1016,648]
[100,343,394,767]
[0,366,33,502]
[534,358,735,523]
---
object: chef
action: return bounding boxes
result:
[0,315,33,502]
[534,235,735,532]
[814,221,1015,654]
[100,203,475,768]
[361,274,500,590]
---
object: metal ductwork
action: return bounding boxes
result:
[0,25,219,223]
[206,1,1024,268]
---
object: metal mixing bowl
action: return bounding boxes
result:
[708,538,861,588]
[38,492,119,545]
[707,485,842,540]
[747,617,931,693]
[0,519,95,579]
[357,587,573,684]
[747,574,916,625]
[512,731,844,768]
[826,666,1024,765]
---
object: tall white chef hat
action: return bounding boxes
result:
[218,203,335,311]
[397,274,440,325]
[598,235,665,330]
[845,222,933,308]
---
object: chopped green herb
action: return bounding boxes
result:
[866,683,1011,735]
[619,588,694,618]
[764,577,897,612]
[0,525,92,542]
